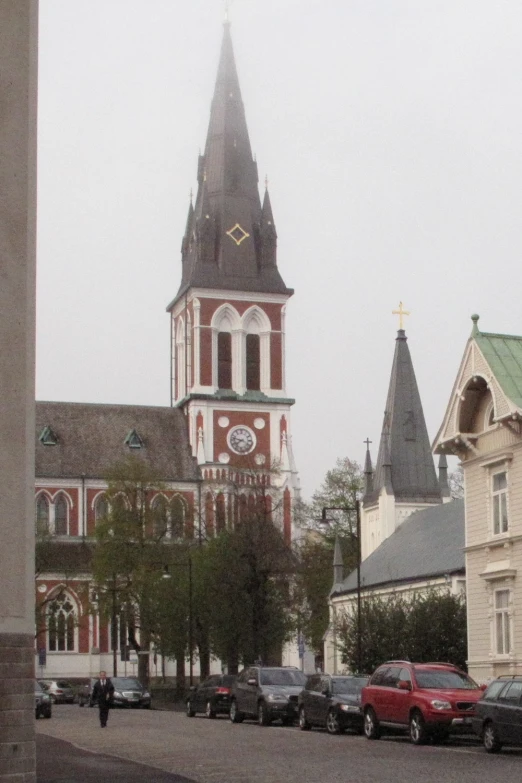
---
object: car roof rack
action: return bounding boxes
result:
[420,662,457,668]
[382,660,411,665]
[496,674,522,680]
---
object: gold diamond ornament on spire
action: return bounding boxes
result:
[226,223,250,246]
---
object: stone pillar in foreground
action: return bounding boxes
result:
[0,1,38,780]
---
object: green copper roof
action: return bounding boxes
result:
[475,332,522,410]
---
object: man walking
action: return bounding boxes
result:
[92,670,114,728]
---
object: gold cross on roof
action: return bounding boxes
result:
[392,301,410,330]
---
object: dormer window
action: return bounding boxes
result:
[39,425,58,446]
[485,400,495,429]
[124,429,143,449]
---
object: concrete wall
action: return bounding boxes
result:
[0,1,38,780]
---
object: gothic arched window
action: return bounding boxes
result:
[216,493,226,533]
[36,495,50,535]
[246,333,260,391]
[170,496,186,538]
[94,495,108,525]
[152,495,169,538]
[48,593,76,652]
[218,332,232,389]
[54,495,68,536]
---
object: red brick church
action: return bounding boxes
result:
[35,21,300,679]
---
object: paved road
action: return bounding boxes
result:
[37,704,522,783]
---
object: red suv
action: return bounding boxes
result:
[361,661,483,744]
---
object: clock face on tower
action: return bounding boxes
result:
[227,425,256,455]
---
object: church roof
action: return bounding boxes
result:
[364,329,441,505]
[332,500,464,596]
[474,331,522,410]
[35,402,199,482]
[169,22,292,308]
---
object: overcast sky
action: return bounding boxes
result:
[37,0,522,497]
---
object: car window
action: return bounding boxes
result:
[499,681,522,704]
[111,678,142,689]
[331,677,367,695]
[222,675,236,687]
[35,682,44,693]
[203,676,220,687]
[305,675,318,691]
[320,676,331,693]
[382,667,400,688]
[259,669,306,686]
[483,680,509,700]
[414,669,478,690]
[398,668,412,686]
[370,667,390,686]
[57,681,71,688]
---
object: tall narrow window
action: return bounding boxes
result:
[54,495,68,536]
[170,496,185,538]
[218,332,232,389]
[95,495,108,525]
[495,590,510,655]
[36,496,50,535]
[492,472,508,535]
[48,595,76,652]
[246,334,260,390]
[152,496,168,538]
[216,493,226,533]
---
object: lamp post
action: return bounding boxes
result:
[320,500,362,675]
[163,554,194,686]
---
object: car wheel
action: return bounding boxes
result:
[229,700,244,723]
[205,700,216,719]
[363,708,381,740]
[409,710,428,745]
[257,701,271,726]
[326,709,343,735]
[483,721,502,754]
[298,707,311,731]
[186,700,196,718]
[44,710,52,719]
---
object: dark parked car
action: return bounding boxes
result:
[111,677,151,708]
[472,675,522,753]
[362,661,483,744]
[78,678,97,707]
[186,674,237,718]
[298,674,369,734]
[230,666,306,726]
[35,681,52,719]
[38,679,75,704]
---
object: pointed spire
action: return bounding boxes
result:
[366,328,441,505]
[333,534,344,585]
[170,23,292,308]
[363,438,373,497]
[471,313,480,337]
[438,453,451,502]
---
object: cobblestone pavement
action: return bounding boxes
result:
[37,704,522,783]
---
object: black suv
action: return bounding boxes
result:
[298,674,368,734]
[472,675,522,753]
[230,666,306,726]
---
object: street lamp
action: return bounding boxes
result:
[163,555,194,686]
[320,500,362,675]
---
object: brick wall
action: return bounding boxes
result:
[0,633,35,781]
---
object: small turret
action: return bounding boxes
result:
[333,535,344,585]
[363,439,373,497]
[438,453,451,502]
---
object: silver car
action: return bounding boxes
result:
[38,679,75,704]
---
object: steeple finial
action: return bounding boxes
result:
[189,187,193,204]
[224,0,232,24]
[392,301,410,330]
[471,313,480,337]
[363,438,374,497]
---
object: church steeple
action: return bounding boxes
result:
[366,329,441,505]
[172,22,291,305]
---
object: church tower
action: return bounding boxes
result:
[167,22,299,539]
[361,322,442,559]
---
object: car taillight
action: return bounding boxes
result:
[55,690,63,694]
[216,687,230,694]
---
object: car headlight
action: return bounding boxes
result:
[114,691,123,697]
[143,692,150,698]
[340,704,360,713]
[267,693,288,702]
[431,700,452,710]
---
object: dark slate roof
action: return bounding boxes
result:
[364,330,441,505]
[169,23,292,309]
[36,402,199,481]
[332,500,464,596]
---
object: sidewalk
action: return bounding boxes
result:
[37,734,196,783]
